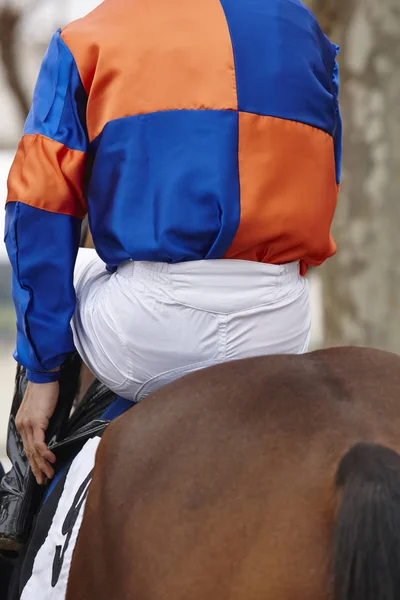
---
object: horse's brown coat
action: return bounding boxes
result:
[66,347,400,600]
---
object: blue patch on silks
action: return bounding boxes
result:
[88,109,240,267]
[219,0,338,134]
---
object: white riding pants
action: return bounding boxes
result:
[72,250,310,402]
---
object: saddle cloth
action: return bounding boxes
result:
[20,437,101,600]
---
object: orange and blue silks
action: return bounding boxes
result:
[5,0,341,382]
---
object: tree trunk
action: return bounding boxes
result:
[309,0,400,352]
[0,6,31,123]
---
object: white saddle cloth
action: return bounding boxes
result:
[21,437,101,600]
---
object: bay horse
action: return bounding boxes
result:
[66,347,400,600]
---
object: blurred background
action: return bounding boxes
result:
[0,0,399,463]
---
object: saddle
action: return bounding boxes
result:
[0,354,131,555]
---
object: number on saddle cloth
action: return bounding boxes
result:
[17,396,133,600]
[20,437,101,600]
[51,470,93,588]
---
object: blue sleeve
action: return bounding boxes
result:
[4,29,88,383]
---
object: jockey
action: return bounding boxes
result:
[0,0,341,550]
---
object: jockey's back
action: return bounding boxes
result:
[8,0,341,274]
[5,0,341,393]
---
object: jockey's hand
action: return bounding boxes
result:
[16,381,58,485]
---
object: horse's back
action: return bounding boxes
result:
[67,348,400,600]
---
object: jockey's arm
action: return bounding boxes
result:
[5,29,88,384]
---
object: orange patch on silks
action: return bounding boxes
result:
[62,0,238,142]
[225,113,338,269]
[7,135,87,219]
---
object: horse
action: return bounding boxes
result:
[64,346,400,600]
